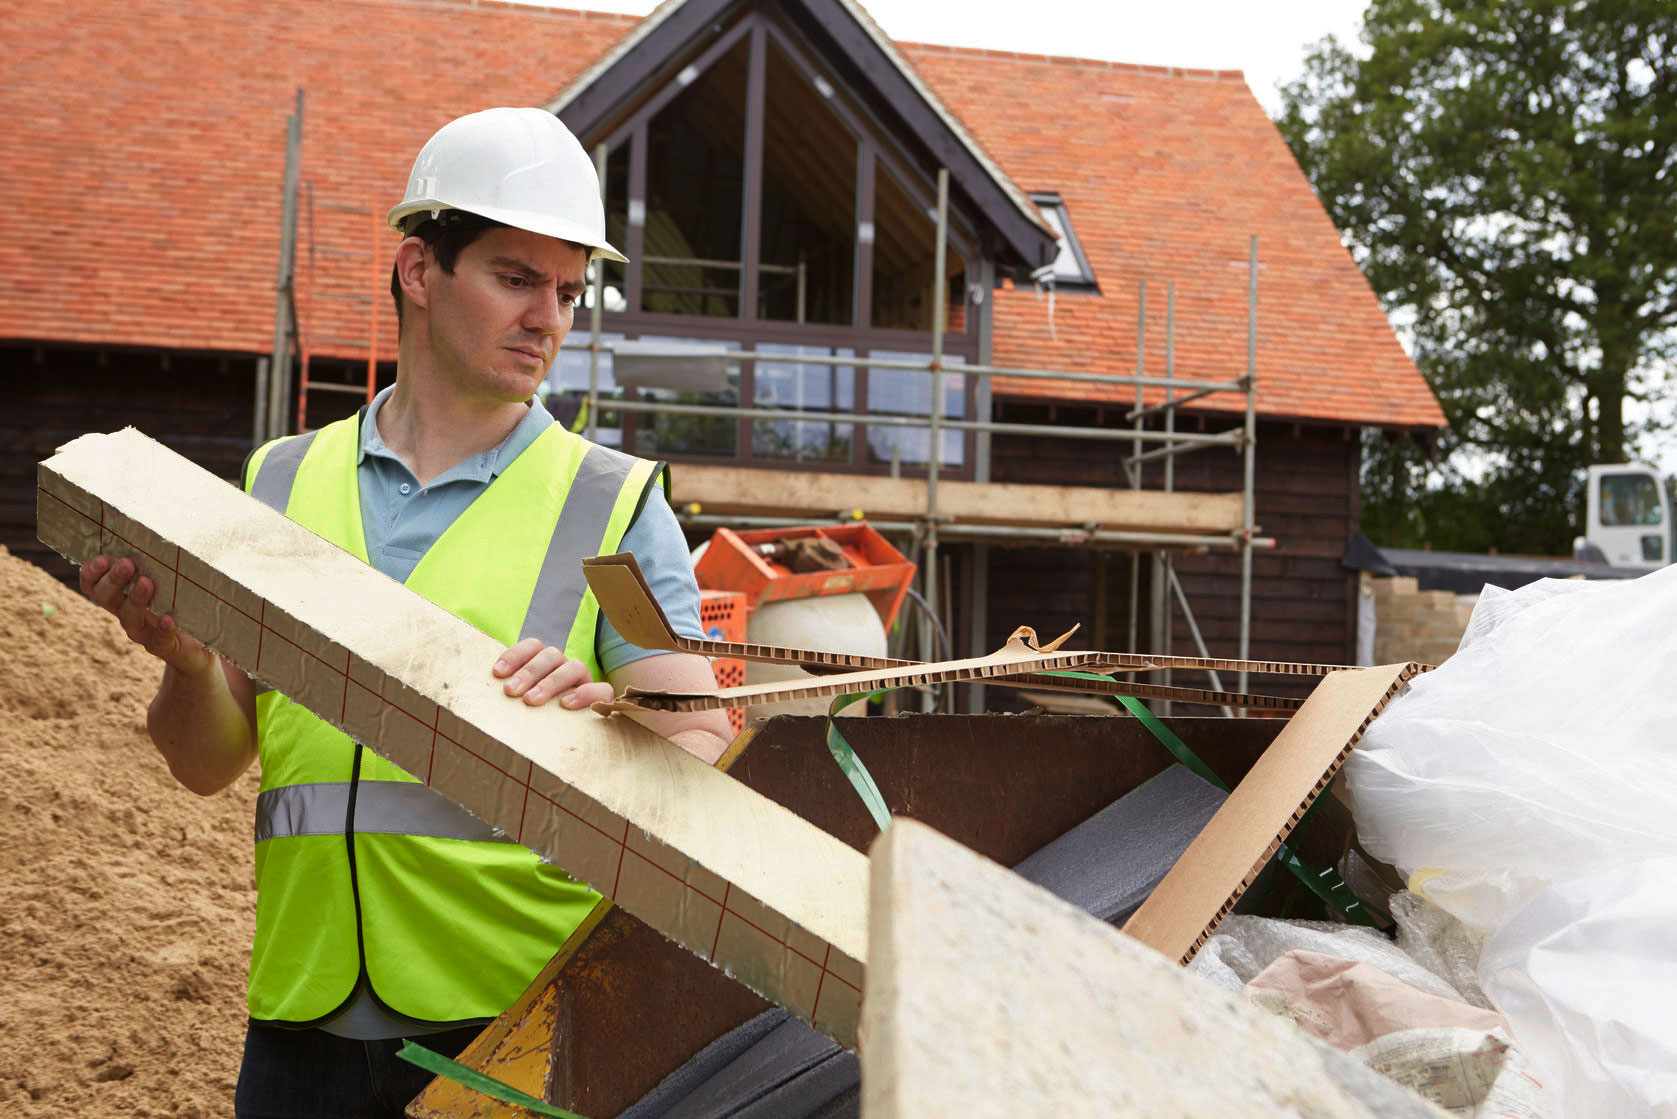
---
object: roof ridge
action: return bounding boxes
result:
[899,40,1246,82]
[339,0,640,24]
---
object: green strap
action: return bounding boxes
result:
[397,1041,591,1119]
[1040,670,1230,790]
[825,690,893,833]
[1046,671,1386,928]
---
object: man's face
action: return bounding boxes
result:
[422,225,588,404]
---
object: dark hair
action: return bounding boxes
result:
[389,210,508,332]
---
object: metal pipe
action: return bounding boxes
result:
[1168,565,1234,718]
[554,340,1245,394]
[1122,435,1240,467]
[1163,281,1176,712]
[1125,383,1223,422]
[588,145,606,442]
[1238,235,1259,705]
[264,89,303,443]
[676,512,1274,550]
[1130,281,1145,489]
[924,167,949,715]
[640,255,799,274]
[602,397,1240,445]
[252,357,270,447]
[1127,279,1144,665]
[365,199,380,406]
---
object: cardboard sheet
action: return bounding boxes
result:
[1122,663,1417,964]
[36,429,869,1046]
[583,553,1330,713]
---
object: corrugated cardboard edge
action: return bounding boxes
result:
[36,429,869,1047]
[1121,663,1419,965]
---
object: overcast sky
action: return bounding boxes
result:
[513,0,1371,114]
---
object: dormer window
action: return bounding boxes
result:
[1031,192,1098,290]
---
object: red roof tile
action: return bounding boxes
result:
[899,43,1442,428]
[0,0,1442,429]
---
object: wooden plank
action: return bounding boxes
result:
[36,428,870,1047]
[671,463,1244,534]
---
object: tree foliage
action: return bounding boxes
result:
[1278,0,1677,554]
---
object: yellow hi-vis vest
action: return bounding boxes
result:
[240,409,665,1027]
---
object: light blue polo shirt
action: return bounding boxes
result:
[320,387,704,1041]
[355,385,704,674]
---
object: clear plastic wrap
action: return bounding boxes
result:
[1188,913,1463,1003]
[1390,891,1491,1011]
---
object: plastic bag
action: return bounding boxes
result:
[1188,913,1464,1003]
[1346,567,1677,1117]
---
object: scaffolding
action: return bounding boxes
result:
[565,167,1270,709]
[262,140,1269,710]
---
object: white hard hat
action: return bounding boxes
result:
[388,107,628,264]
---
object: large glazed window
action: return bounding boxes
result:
[866,350,965,469]
[872,163,966,332]
[642,36,750,317]
[629,336,741,458]
[753,343,855,462]
[757,41,856,325]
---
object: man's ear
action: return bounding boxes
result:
[394,238,432,315]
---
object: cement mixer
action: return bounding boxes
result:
[690,525,914,722]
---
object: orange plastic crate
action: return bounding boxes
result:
[693,523,914,629]
[698,588,748,736]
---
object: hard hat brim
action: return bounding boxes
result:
[386,199,629,265]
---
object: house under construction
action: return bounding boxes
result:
[0,0,1445,707]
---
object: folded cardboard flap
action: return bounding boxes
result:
[36,428,869,1047]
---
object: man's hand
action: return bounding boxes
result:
[494,638,615,709]
[79,553,258,795]
[80,554,216,676]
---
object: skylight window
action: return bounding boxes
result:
[1030,192,1098,289]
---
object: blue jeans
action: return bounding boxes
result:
[233,1023,483,1119]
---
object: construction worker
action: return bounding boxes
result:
[77,107,732,1119]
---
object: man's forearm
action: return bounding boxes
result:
[662,722,732,767]
[146,658,258,796]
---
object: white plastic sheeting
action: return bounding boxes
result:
[1347,567,1677,1117]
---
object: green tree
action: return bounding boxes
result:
[1278,0,1677,554]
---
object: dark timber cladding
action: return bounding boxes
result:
[1,344,257,581]
[987,403,1362,701]
[2,343,390,586]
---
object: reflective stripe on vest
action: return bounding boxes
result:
[255,782,516,845]
[522,443,637,643]
[248,429,319,512]
[241,410,664,1026]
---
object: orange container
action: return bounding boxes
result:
[698,588,748,735]
[694,523,915,629]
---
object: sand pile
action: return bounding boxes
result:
[0,546,259,1118]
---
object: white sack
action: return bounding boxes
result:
[1346,567,1677,1117]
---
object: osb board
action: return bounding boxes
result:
[36,429,868,1046]
[1121,663,1416,964]
[672,463,1245,534]
[860,820,1444,1119]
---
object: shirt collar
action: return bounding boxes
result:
[359,384,555,485]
